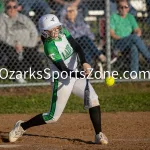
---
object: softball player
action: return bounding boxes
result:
[9,14,108,145]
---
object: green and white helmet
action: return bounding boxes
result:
[38,14,62,38]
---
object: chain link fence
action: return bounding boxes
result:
[110,0,150,80]
[0,0,150,87]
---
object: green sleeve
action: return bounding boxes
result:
[62,28,71,38]
[130,15,139,30]
[44,41,62,62]
[110,14,116,30]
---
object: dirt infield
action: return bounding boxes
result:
[0,112,150,150]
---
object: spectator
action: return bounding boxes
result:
[110,0,150,78]
[110,0,137,16]
[18,0,51,30]
[61,5,107,68]
[0,0,38,83]
[48,0,82,18]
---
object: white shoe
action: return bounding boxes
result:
[15,74,27,84]
[16,77,27,84]
[95,132,108,144]
[9,120,25,142]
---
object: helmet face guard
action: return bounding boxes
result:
[42,26,62,39]
[38,14,62,38]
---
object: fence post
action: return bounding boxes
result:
[105,0,111,73]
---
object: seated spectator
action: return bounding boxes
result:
[110,0,150,77]
[110,0,137,16]
[48,0,83,19]
[0,0,39,83]
[18,0,51,30]
[61,5,107,69]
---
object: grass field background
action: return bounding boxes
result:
[0,82,150,114]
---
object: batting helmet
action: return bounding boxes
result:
[38,14,62,38]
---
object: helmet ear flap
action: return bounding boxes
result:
[41,31,49,38]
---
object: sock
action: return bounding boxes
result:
[89,105,102,135]
[21,113,46,130]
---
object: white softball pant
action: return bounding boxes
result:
[42,77,99,123]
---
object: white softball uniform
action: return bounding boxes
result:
[42,28,99,123]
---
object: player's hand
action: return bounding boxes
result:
[83,63,92,77]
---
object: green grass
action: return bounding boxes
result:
[0,82,150,114]
[94,83,150,112]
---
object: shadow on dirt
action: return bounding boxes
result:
[0,131,94,144]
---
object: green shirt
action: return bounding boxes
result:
[110,13,138,38]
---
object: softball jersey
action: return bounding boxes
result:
[42,28,99,123]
